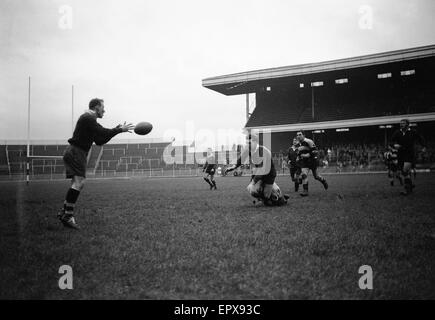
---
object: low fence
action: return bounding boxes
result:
[0,167,212,181]
[1,164,434,182]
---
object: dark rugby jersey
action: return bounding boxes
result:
[204,153,217,169]
[391,128,425,154]
[68,111,123,152]
[287,146,299,166]
[297,138,318,159]
[384,149,399,165]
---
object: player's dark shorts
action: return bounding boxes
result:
[205,165,215,175]
[252,166,277,185]
[387,162,399,172]
[398,150,415,166]
[289,165,301,180]
[63,144,88,178]
[398,151,415,163]
[299,158,318,170]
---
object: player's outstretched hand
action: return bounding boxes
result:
[119,121,135,133]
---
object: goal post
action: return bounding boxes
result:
[25,77,74,184]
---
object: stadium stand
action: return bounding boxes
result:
[0,139,248,180]
[6,145,27,176]
[0,145,9,175]
[0,142,165,178]
[94,143,170,174]
[202,44,435,172]
[273,140,435,173]
[1,137,432,180]
[246,72,435,128]
[4,47,435,179]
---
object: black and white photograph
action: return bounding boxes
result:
[1,0,435,304]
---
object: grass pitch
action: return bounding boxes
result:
[1,173,435,299]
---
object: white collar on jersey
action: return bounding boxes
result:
[400,127,411,134]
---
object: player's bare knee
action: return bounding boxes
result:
[246,181,255,193]
[247,181,262,197]
[72,176,86,190]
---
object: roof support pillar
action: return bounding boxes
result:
[246,93,250,123]
[311,86,315,121]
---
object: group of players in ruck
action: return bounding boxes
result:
[203,118,426,206]
[58,98,427,229]
[202,129,329,206]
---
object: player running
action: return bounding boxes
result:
[383,146,402,186]
[296,130,328,197]
[287,137,302,192]
[225,132,289,206]
[203,148,217,190]
[391,119,426,196]
[58,98,134,229]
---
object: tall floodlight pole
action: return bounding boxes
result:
[72,85,74,134]
[311,86,315,143]
[384,127,387,148]
[311,86,315,120]
[26,76,31,185]
[246,94,250,123]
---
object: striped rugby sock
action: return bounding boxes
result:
[64,188,80,214]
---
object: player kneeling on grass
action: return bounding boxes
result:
[225,132,289,206]
[296,130,328,197]
[203,148,217,190]
[58,98,134,229]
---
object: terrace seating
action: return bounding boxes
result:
[117,163,128,171]
[10,162,26,175]
[53,165,65,174]
[8,150,27,163]
[0,166,9,175]
[0,146,8,174]
[119,156,142,164]
[94,143,169,173]
[96,160,111,171]
[7,145,27,152]
[247,75,435,128]
[136,158,162,170]
[124,148,146,157]
[32,166,44,175]
[127,163,138,171]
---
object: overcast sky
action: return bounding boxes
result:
[1,0,434,147]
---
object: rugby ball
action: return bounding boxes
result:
[134,122,153,135]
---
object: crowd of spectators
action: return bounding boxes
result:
[274,142,435,172]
